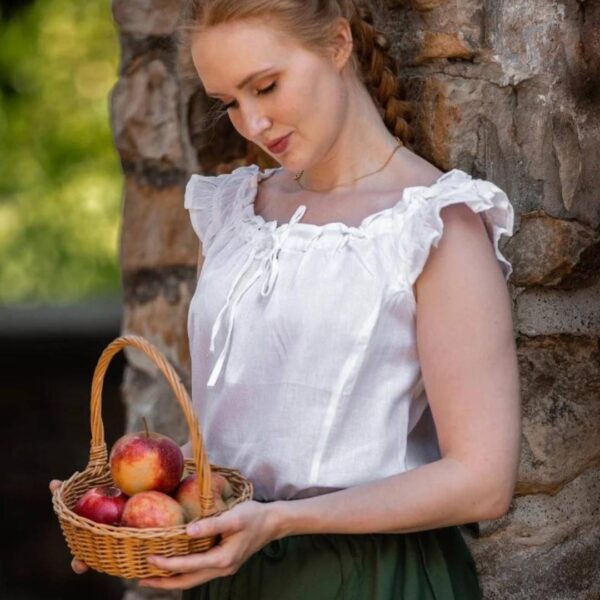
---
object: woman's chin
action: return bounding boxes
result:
[276,154,313,174]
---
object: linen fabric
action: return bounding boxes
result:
[181,526,482,600]
[184,164,514,502]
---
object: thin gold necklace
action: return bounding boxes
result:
[293,137,403,193]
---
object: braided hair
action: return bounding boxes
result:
[178,0,413,146]
[344,1,413,145]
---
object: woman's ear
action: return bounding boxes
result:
[330,17,354,72]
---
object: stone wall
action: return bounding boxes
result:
[110,0,600,598]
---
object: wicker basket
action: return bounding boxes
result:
[51,335,253,579]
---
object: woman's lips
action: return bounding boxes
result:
[266,133,292,154]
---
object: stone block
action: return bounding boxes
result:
[516,281,600,336]
[122,273,195,375]
[482,1,565,86]
[410,77,459,169]
[416,31,476,63]
[110,58,184,169]
[472,468,600,600]
[409,0,449,11]
[515,334,600,494]
[505,211,600,287]
[120,177,198,272]
[112,0,182,37]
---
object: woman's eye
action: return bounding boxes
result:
[256,81,277,96]
[221,82,277,111]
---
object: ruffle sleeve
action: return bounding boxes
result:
[184,173,226,257]
[184,166,260,257]
[404,169,515,288]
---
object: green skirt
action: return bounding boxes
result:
[182,526,481,600]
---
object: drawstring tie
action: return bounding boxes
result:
[207,204,307,387]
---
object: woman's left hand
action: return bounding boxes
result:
[138,500,280,590]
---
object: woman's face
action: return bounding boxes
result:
[191,18,351,172]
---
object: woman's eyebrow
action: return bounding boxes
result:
[205,67,275,97]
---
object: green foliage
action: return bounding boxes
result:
[0,0,122,303]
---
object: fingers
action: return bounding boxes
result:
[49,479,62,494]
[186,512,241,538]
[139,571,214,590]
[71,558,88,574]
[146,546,230,575]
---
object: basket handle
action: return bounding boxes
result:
[87,334,216,517]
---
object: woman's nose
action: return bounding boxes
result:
[242,109,272,139]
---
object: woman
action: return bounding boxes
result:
[52,0,521,597]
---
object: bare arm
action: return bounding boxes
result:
[270,203,521,539]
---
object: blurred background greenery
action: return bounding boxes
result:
[0,0,122,304]
[1,5,126,598]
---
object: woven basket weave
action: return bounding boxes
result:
[51,335,253,579]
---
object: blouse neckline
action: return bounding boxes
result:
[238,164,458,238]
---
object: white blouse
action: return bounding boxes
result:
[184,164,514,501]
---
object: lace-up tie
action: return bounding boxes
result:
[206,204,308,387]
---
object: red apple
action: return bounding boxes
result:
[174,473,230,521]
[121,491,185,528]
[73,485,128,526]
[109,419,184,496]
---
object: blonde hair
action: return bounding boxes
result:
[178,0,413,145]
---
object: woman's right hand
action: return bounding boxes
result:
[49,479,89,575]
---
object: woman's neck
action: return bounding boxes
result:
[298,80,400,193]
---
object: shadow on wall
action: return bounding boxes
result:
[0,300,127,600]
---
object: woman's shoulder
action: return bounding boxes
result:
[184,164,259,209]
[396,149,512,219]
[395,148,444,190]
[184,164,260,255]
[397,154,515,287]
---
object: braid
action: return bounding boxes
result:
[346,1,414,146]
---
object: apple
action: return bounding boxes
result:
[73,485,128,526]
[174,472,232,521]
[109,418,184,496]
[211,472,234,501]
[121,491,185,528]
